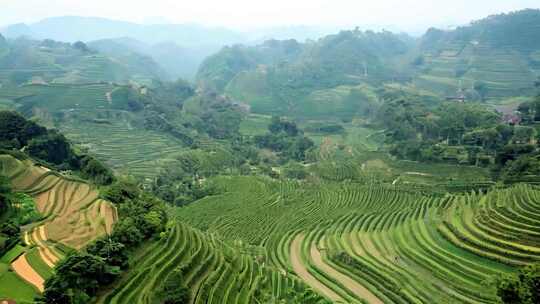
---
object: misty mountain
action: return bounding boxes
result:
[0,37,165,85]
[1,16,246,47]
[198,29,412,90]
[0,17,244,80]
[195,9,540,119]
[87,38,214,81]
[420,9,540,51]
[197,30,412,118]
[246,25,341,44]
[1,17,343,80]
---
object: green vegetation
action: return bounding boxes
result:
[197,10,540,123]
[415,10,540,99]
[0,264,38,304]
[3,9,540,304]
[495,264,540,304]
[40,177,167,303]
[0,111,114,185]
[9,193,40,225]
[254,116,315,162]
[199,31,407,119]
[0,37,163,85]
[174,175,540,303]
[0,176,20,256]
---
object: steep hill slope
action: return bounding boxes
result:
[0,36,244,181]
[197,10,540,120]
[96,221,327,304]
[0,38,164,85]
[176,175,540,303]
[198,30,411,119]
[411,9,540,99]
[0,154,116,294]
[88,38,217,81]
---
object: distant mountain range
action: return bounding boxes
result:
[1,16,245,47]
[1,16,346,80]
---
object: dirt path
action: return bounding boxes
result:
[290,234,343,302]
[404,171,430,176]
[311,239,383,304]
[12,254,44,292]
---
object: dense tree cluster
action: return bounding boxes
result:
[136,82,243,145]
[26,132,72,164]
[304,122,345,135]
[156,268,190,304]
[0,219,19,256]
[376,86,540,183]
[495,264,540,304]
[0,110,47,147]
[255,116,314,162]
[197,39,303,92]
[0,111,114,184]
[181,92,243,140]
[517,98,540,124]
[110,86,146,112]
[0,176,20,256]
[72,41,91,53]
[152,149,232,205]
[0,176,9,215]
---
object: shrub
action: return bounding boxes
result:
[27,132,72,165]
[156,269,190,304]
[495,264,540,304]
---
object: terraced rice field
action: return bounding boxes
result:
[0,154,117,291]
[175,175,540,303]
[60,112,187,180]
[416,43,538,98]
[97,222,318,304]
[0,82,187,181]
[0,83,114,115]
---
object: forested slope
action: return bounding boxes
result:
[197,10,540,119]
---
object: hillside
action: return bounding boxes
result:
[0,155,116,295]
[197,10,540,120]
[96,221,326,304]
[0,37,245,182]
[88,38,221,81]
[0,113,326,304]
[198,30,411,119]
[411,9,540,99]
[0,155,325,304]
[1,16,248,80]
[0,110,120,303]
[0,38,164,85]
[175,175,540,303]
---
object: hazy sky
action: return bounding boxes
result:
[2,0,540,32]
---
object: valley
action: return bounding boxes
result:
[1,7,540,304]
